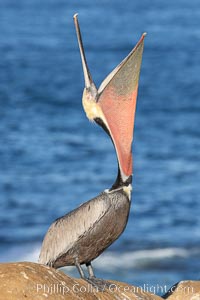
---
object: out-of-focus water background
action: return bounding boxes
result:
[0,0,200,294]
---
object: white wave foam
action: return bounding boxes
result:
[22,245,41,262]
[94,248,189,271]
[0,243,41,263]
[1,245,195,272]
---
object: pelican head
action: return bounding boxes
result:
[74,14,146,189]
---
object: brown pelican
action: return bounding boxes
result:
[39,14,146,282]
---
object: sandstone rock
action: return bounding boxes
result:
[163,280,200,300]
[0,262,199,300]
[0,262,162,299]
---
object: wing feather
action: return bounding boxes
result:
[39,193,110,265]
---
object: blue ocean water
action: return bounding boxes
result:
[0,0,200,293]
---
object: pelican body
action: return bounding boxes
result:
[39,14,145,279]
[40,189,130,269]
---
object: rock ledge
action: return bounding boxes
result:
[0,262,199,300]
